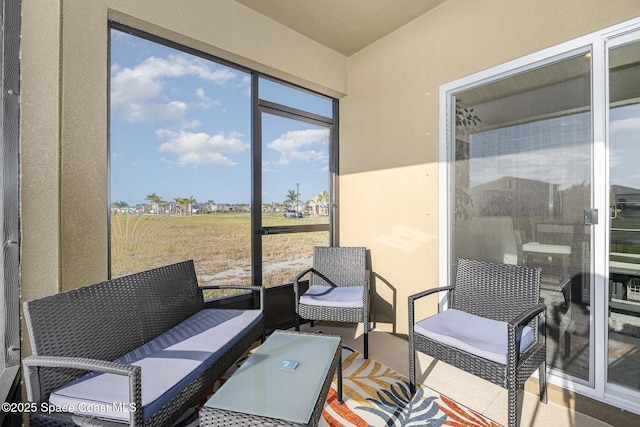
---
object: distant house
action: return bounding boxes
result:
[308,193,330,217]
[156,201,172,214]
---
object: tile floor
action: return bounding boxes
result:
[294,322,617,427]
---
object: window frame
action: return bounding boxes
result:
[107,22,338,289]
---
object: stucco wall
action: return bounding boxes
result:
[17,0,640,416]
[21,0,62,307]
[20,0,640,331]
[339,0,640,334]
[20,0,348,309]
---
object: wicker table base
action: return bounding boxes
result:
[200,330,342,427]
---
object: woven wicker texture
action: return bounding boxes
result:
[409,258,547,427]
[22,260,264,427]
[293,246,370,358]
[309,246,367,288]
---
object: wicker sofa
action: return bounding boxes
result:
[22,260,264,427]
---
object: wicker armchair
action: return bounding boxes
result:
[294,246,370,359]
[409,258,547,427]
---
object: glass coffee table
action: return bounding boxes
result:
[200,330,343,427]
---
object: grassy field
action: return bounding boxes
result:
[111,212,328,297]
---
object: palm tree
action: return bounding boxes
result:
[112,200,129,209]
[187,195,197,215]
[318,191,329,204]
[146,192,161,214]
[285,189,297,208]
[174,197,187,215]
[317,191,329,216]
[111,201,129,214]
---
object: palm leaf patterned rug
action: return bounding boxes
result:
[321,346,501,427]
[175,345,501,427]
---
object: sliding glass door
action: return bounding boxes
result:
[607,36,640,394]
[442,19,640,411]
[450,51,594,380]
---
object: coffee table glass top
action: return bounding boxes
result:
[204,330,341,424]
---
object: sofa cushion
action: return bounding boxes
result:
[300,285,364,308]
[414,308,534,365]
[49,308,262,422]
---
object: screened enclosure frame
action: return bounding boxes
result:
[0,0,21,413]
[107,22,338,288]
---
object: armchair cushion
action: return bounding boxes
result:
[414,308,534,365]
[299,285,365,308]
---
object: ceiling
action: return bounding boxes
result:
[234,0,446,56]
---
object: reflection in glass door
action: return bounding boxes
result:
[451,52,594,380]
[608,38,640,392]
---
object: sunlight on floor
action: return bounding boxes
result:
[294,322,614,427]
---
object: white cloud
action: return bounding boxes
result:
[278,150,327,165]
[111,54,236,123]
[194,88,221,109]
[267,128,329,165]
[158,130,249,168]
[238,75,252,97]
[119,100,188,123]
[182,120,202,130]
[268,129,328,151]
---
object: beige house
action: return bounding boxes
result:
[4,1,640,425]
[308,192,330,217]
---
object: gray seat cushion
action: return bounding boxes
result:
[299,285,364,308]
[49,309,262,422]
[414,308,534,365]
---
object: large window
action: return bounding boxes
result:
[109,25,335,295]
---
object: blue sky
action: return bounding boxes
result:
[110,29,331,207]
